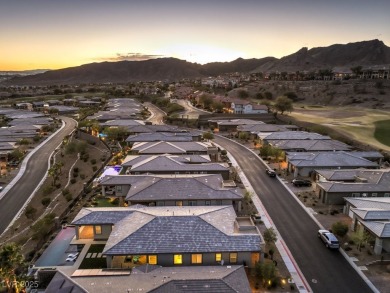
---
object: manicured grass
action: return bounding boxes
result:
[88,244,105,253]
[374,119,390,147]
[79,257,107,269]
[78,244,107,269]
[95,197,117,207]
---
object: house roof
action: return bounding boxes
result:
[237,124,290,133]
[360,221,390,238]
[131,141,211,154]
[351,208,390,221]
[344,197,390,210]
[287,151,378,168]
[122,155,226,172]
[102,119,145,127]
[99,206,261,255]
[51,266,250,293]
[317,171,390,193]
[316,169,387,182]
[126,132,195,142]
[45,271,87,293]
[210,119,264,126]
[125,175,242,202]
[125,125,180,133]
[268,139,351,152]
[264,131,330,140]
[72,208,134,225]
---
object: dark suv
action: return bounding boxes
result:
[292,179,312,187]
[265,169,276,177]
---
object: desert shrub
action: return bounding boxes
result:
[65,194,73,202]
[62,188,70,196]
[25,206,37,219]
[92,166,98,172]
[90,159,97,165]
[70,178,76,184]
[41,197,51,207]
[73,167,79,173]
[80,174,86,179]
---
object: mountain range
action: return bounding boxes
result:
[3,39,390,86]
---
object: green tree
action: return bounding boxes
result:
[255,261,277,287]
[103,127,128,142]
[255,92,264,100]
[238,132,249,141]
[0,243,26,293]
[274,96,293,115]
[264,91,273,100]
[199,94,213,109]
[202,132,214,140]
[263,227,278,248]
[351,230,374,252]
[212,101,224,112]
[331,221,349,238]
[351,66,362,77]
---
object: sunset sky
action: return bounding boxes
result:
[1,0,389,71]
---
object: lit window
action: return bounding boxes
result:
[215,253,222,262]
[176,201,183,206]
[230,253,237,263]
[191,254,202,264]
[148,255,157,265]
[95,226,102,235]
[174,254,182,265]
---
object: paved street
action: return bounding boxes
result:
[213,135,373,293]
[0,116,77,235]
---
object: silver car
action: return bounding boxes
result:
[318,230,340,249]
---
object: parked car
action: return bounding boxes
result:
[291,179,312,187]
[318,230,340,249]
[251,214,262,223]
[65,254,78,262]
[265,169,276,177]
[67,252,79,258]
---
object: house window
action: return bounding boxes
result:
[215,253,222,262]
[230,253,237,263]
[95,226,102,235]
[189,201,197,206]
[191,254,202,264]
[216,200,222,205]
[385,193,390,197]
[116,186,122,192]
[176,201,183,207]
[148,255,157,265]
[157,202,165,206]
[174,254,182,265]
[372,193,377,197]
[205,200,211,206]
[352,193,360,197]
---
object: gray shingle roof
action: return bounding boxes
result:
[344,197,390,210]
[351,208,390,220]
[122,155,226,172]
[126,132,194,142]
[264,131,330,140]
[238,124,290,133]
[363,221,390,238]
[125,176,242,201]
[104,216,260,255]
[268,139,351,151]
[72,209,134,225]
[287,151,378,168]
[132,141,210,154]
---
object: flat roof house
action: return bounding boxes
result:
[344,197,390,255]
[72,206,263,269]
[287,151,379,178]
[101,174,243,211]
[316,170,390,204]
[121,154,230,179]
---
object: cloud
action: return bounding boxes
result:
[96,53,165,62]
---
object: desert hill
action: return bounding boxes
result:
[3,39,390,85]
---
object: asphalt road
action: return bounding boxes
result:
[0,116,77,235]
[146,102,166,125]
[213,135,373,293]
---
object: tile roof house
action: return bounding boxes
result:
[267,139,351,152]
[101,174,243,211]
[71,206,263,269]
[121,154,230,179]
[209,119,264,132]
[286,151,379,178]
[130,141,217,156]
[126,132,201,144]
[44,265,251,293]
[315,170,390,204]
[261,131,331,143]
[344,197,390,254]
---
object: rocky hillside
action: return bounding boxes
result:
[3,39,390,85]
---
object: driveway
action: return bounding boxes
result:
[34,227,77,267]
